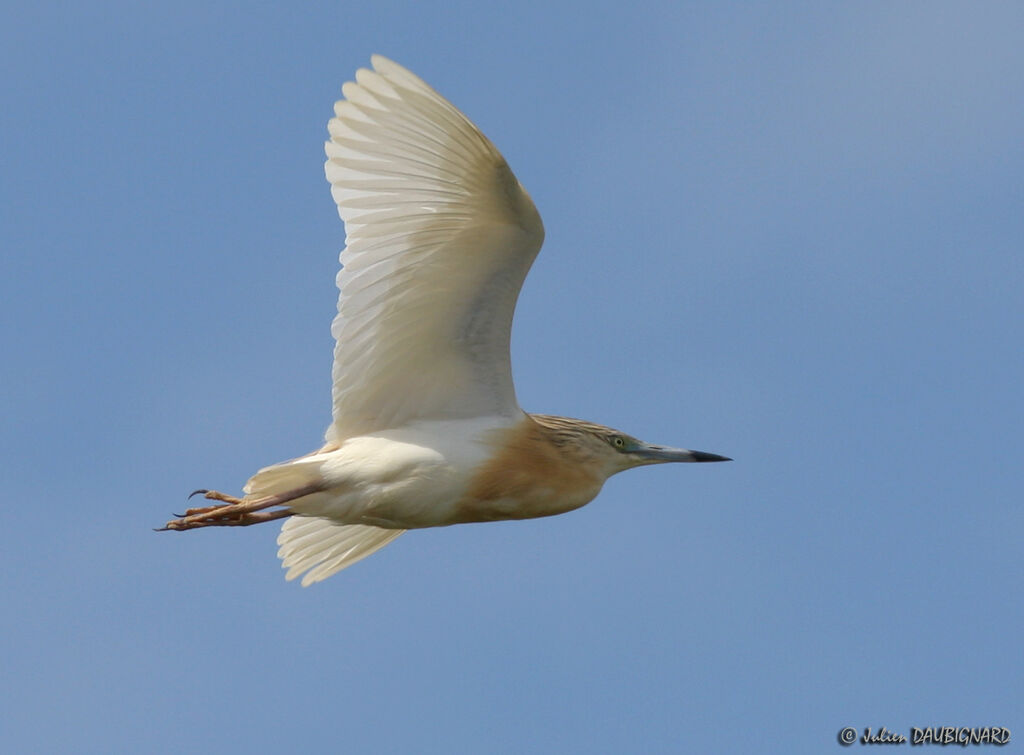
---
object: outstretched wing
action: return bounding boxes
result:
[324,56,544,440]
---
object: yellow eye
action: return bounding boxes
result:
[612,436,625,448]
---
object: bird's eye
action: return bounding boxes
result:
[612,436,625,448]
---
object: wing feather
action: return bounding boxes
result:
[323,56,544,439]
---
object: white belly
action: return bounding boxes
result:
[282,416,520,528]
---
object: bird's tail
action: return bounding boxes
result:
[243,457,404,586]
[276,516,404,586]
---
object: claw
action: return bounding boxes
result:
[188,489,209,500]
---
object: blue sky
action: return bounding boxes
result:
[2,2,1022,752]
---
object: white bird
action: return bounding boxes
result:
[160,56,729,585]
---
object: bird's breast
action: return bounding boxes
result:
[451,418,605,523]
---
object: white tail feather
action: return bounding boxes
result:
[243,456,324,497]
[245,457,403,585]
[277,516,404,586]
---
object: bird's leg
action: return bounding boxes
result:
[157,482,325,532]
[160,508,294,530]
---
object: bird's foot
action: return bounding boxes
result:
[157,489,285,531]
[171,489,247,518]
[156,483,326,532]
[190,488,245,504]
[157,506,293,531]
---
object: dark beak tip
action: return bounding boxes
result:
[693,451,732,463]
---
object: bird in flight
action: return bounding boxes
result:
[160,56,730,585]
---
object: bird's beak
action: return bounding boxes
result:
[632,444,732,465]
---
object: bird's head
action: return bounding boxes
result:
[530,414,731,478]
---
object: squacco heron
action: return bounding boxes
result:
[160,56,730,585]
